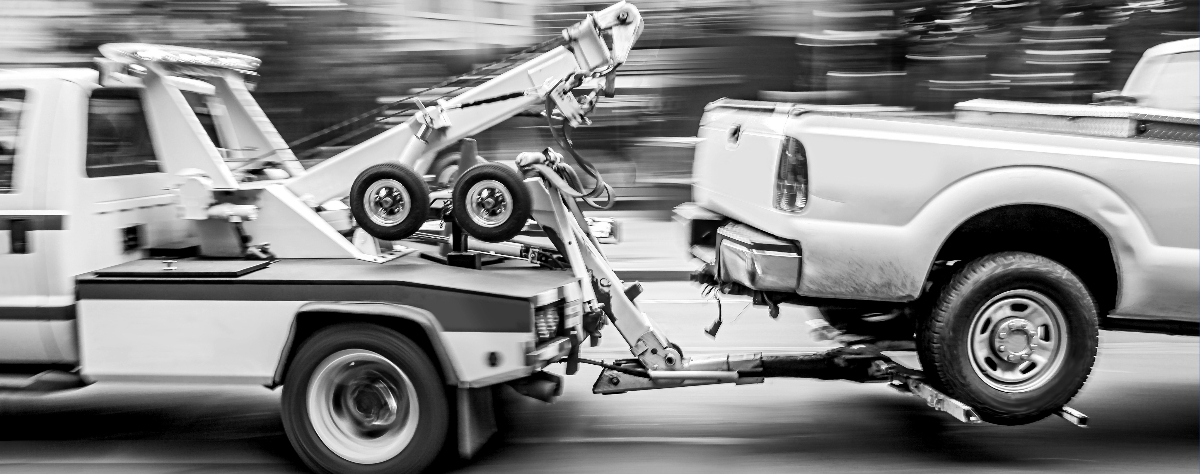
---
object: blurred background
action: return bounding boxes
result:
[3,0,1197,207]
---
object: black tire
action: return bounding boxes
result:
[282,324,448,474]
[917,252,1099,425]
[350,163,430,241]
[451,163,531,243]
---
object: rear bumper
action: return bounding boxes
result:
[674,203,803,293]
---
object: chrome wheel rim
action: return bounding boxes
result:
[465,179,512,228]
[968,289,1068,393]
[363,179,411,227]
[307,349,419,464]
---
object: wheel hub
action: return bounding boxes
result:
[347,376,399,427]
[375,189,402,214]
[476,189,505,215]
[967,289,1068,393]
[363,179,412,227]
[307,349,420,464]
[465,179,514,227]
[991,318,1038,362]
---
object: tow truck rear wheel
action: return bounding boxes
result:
[350,163,430,241]
[917,252,1098,425]
[282,324,448,474]
[451,162,531,242]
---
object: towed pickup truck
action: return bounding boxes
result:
[680,38,1199,425]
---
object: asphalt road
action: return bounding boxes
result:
[0,283,1195,474]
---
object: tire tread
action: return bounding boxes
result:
[917,252,1098,425]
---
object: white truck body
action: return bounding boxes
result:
[686,38,1199,331]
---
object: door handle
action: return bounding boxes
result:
[8,218,28,254]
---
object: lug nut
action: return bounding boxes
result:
[998,345,1006,352]
[1021,353,1030,360]
[998,332,1007,339]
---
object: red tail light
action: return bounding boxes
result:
[773,137,808,212]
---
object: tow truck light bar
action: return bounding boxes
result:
[98,43,261,74]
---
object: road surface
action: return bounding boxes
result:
[0,283,1195,473]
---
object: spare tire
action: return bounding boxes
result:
[349,163,430,241]
[451,163,531,243]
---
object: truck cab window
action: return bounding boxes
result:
[0,90,24,193]
[1143,52,1199,112]
[85,89,162,178]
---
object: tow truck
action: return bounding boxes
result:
[0,3,1090,474]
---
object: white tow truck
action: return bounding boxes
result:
[0,3,648,473]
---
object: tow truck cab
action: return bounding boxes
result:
[0,60,582,460]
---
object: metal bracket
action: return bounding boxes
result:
[875,361,980,424]
[592,363,763,395]
[413,98,452,142]
[1056,406,1089,428]
[592,353,765,395]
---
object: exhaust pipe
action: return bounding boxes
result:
[507,370,563,403]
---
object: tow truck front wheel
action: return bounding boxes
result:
[451,163,531,242]
[917,252,1098,425]
[282,325,448,474]
[350,163,431,241]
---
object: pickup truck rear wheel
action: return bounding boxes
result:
[282,324,448,474]
[917,252,1098,425]
[350,163,431,241]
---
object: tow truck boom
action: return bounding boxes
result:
[286,1,644,207]
[95,1,642,261]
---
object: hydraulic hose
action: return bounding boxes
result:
[542,98,616,209]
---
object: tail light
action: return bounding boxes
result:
[535,302,564,342]
[773,137,808,212]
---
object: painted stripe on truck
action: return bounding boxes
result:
[0,305,75,320]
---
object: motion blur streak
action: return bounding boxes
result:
[4,0,1193,205]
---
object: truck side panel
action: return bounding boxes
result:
[75,264,553,386]
[0,76,81,363]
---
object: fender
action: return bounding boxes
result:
[908,166,1196,318]
[272,301,460,387]
[777,166,1150,301]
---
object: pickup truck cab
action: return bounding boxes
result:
[0,59,581,474]
[681,38,1198,425]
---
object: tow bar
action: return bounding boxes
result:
[589,342,1088,427]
